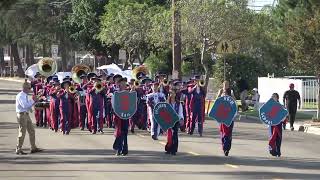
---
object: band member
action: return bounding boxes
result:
[58,80,76,135]
[188,76,206,136]
[104,74,114,128]
[44,76,54,129]
[268,93,283,157]
[87,77,105,134]
[217,81,236,156]
[77,74,88,130]
[142,77,153,130]
[147,82,166,140]
[180,80,195,133]
[129,79,145,133]
[112,77,130,156]
[165,82,184,155]
[49,78,61,132]
[85,73,97,132]
[34,77,45,127]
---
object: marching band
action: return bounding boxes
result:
[31,58,207,156]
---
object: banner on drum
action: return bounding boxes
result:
[112,91,137,119]
[208,96,238,127]
[153,102,180,131]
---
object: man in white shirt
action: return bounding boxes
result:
[15,80,43,155]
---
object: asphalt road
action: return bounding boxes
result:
[0,80,319,180]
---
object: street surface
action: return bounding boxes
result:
[0,80,319,180]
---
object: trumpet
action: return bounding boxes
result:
[68,85,77,94]
[198,80,205,87]
[162,78,169,86]
[134,80,140,87]
[94,82,103,92]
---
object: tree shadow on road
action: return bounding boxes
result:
[1,149,319,171]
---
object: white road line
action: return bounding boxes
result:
[188,151,201,156]
[224,163,239,169]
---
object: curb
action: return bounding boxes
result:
[242,115,320,136]
[294,123,320,135]
[0,77,25,83]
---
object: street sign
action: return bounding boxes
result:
[217,40,233,54]
[208,96,238,127]
[51,45,58,58]
[259,98,288,126]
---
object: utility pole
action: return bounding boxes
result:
[172,0,182,79]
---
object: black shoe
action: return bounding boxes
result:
[224,150,229,156]
[80,127,84,131]
[171,152,176,156]
[121,153,128,156]
[199,133,203,137]
[16,150,27,155]
[152,135,158,140]
[115,152,121,156]
[36,123,39,127]
[98,129,104,134]
[30,148,43,154]
[131,129,135,134]
[92,131,96,134]
[291,127,294,131]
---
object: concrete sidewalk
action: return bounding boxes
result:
[0,77,25,83]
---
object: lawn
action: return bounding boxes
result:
[240,109,315,120]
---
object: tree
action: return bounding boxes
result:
[99,0,169,69]
[179,0,253,90]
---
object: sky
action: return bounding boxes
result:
[248,0,278,11]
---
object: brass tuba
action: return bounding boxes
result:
[132,65,149,80]
[37,57,58,77]
[71,64,91,84]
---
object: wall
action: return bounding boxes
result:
[258,77,303,104]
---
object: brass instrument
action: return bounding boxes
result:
[37,57,58,77]
[168,89,177,104]
[161,78,169,86]
[134,80,140,87]
[199,80,205,87]
[94,82,103,92]
[71,64,91,84]
[68,85,77,94]
[132,65,149,80]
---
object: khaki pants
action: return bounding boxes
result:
[240,90,248,111]
[16,113,37,151]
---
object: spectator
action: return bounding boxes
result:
[236,75,249,111]
[283,83,301,131]
[247,88,260,110]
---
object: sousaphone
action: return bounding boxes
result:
[37,57,58,77]
[71,64,91,84]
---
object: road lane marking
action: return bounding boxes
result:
[158,141,166,145]
[188,151,200,156]
[272,179,284,180]
[136,134,145,138]
[224,163,239,169]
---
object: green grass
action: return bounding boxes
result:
[240,109,315,120]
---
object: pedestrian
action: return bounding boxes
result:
[217,80,236,156]
[268,93,283,157]
[283,83,301,131]
[15,80,43,155]
[236,74,249,111]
